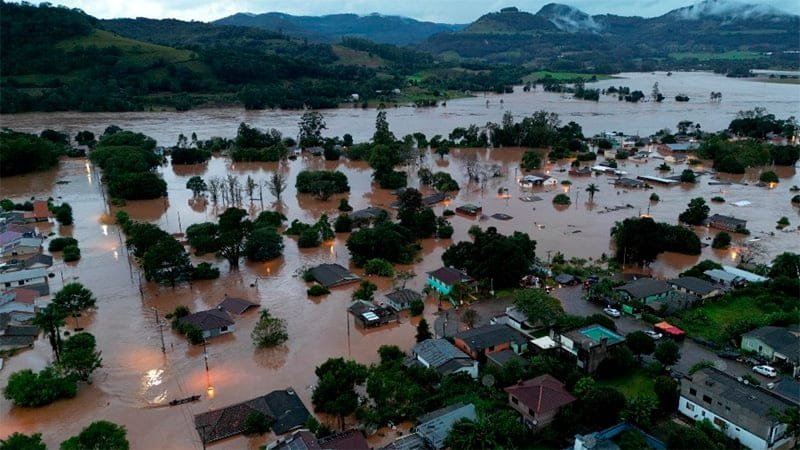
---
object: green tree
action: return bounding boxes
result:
[186,176,207,197]
[441,227,536,289]
[586,183,599,202]
[334,214,352,232]
[513,289,563,328]
[712,232,732,249]
[680,169,697,183]
[678,197,710,225]
[553,193,571,205]
[415,319,432,342]
[0,432,46,450]
[243,411,271,435]
[298,112,326,148]
[60,421,129,450]
[653,375,679,412]
[573,377,596,398]
[3,367,77,407]
[251,309,288,348]
[55,202,73,226]
[364,258,395,277]
[244,227,284,261]
[760,171,779,184]
[625,330,655,360]
[352,280,378,302]
[372,111,395,146]
[312,358,369,430]
[267,171,287,201]
[582,387,626,429]
[59,332,102,381]
[52,282,96,329]
[142,237,192,286]
[770,406,799,448]
[654,339,681,366]
[461,308,479,328]
[622,395,657,428]
[33,304,67,362]
[216,207,252,271]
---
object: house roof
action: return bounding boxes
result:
[427,267,472,286]
[24,254,53,269]
[195,389,308,443]
[616,278,671,300]
[684,368,795,438]
[614,178,647,188]
[771,378,800,405]
[667,276,718,295]
[269,430,320,450]
[709,214,746,228]
[564,325,626,347]
[9,288,38,305]
[317,429,370,450]
[422,192,447,206]
[0,335,35,348]
[349,207,386,221]
[554,273,576,284]
[743,326,800,364]
[264,389,312,434]
[704,269,740,283]
[378,433,426,450]
[217,296,259,315]
[487,349,528,367]
[4,325,38,336]
[178,308,234,332]
[0,231,22,246]
[416,403,476,449]
[412,339,471,370]
[453,324,528,353]
[504,374,576,415]
[722,266,769,283]
[309,263,360,288]
[385,289,422,305]
[0,268,47,284]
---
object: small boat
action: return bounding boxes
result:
[169,395,201,406]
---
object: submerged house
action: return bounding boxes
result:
[709,214,747,233]
[308,263,360,288]
[411,338,478,379]
[426,267,473,297]
[384,288,423,312]
[177,308,234,339]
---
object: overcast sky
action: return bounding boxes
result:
[36,0,798,23]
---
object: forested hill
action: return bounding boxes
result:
[0,2,445,114]
[213,12,465,45]
[420,2,800,72]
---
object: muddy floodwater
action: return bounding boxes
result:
[0,71,798,449]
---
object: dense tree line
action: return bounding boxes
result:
[611,217,701,266]
[0,130,63,177]
[89,129,167,200]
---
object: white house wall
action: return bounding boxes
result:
[679,396,790,450]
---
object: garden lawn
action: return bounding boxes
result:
[597,369,655,400]
[672,295,764,344]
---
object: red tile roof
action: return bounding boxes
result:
[318,429,370,450]
[504,374,576,415]
[10,288,38,304]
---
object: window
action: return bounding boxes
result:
[220,326,228,332]
[528,408,535,416]
[511,397,519,405]
[488,346,495,351]
[714,417,725,427]
[685,402,694,411]
[689,388,697,396]
[702,395,712,404]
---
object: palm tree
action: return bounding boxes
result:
[33,304,67,363]
[586,183,600,202]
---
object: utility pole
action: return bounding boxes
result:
[202,340,209,372]
[152,307,165,354]
[346,310,351,357]
[177,211,182,234]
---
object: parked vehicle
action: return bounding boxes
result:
[644,331,663,340]
[603,307,621,318]
[753,365,778,378]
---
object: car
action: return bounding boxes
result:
[753,365,778,378]
[644,331,663,340]
[603,307,621,318]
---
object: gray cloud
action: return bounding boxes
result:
[20,0,799,22]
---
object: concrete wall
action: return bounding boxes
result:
[741,336,775,360]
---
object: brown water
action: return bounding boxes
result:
[1,72,799,449]
[1,72,799,144]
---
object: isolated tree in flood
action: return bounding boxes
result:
[415,319,433,342]
[60,420,129,450]
[251,309,288,348]
[0,432,46,450]
[678,197,709,225]
[298,112,326,148]
[216,207,252,271]
[585,183,599,202]
[52,282,96,329]
[59,332,103,382]
[267,172,287,201]
[142,237,192,286]
[33,304,67,362]
[186,176,207,197]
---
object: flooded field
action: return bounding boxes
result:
[0,71,799,449]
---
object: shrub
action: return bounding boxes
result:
[192,263,220,280]
[54,203,73,226]
[48,237,78,252]
[615,150,629,160]
[642,312,661,324]
[793,195,800,204]
[243,412,271,435]
[553,193,571,205]
[409,299,424,316]
[62,245,81,262]
[334,214,353,233]
[437,222,454,239]
[298,229,321,248]
[337,199,353,212]
[711,232,731,249]
[680,169,696,183]
[3,367,77,407]
[657,163,670,171]
[561,180,572,186]
[759,171,778,184]
[442,209,455,217]
[432,172,459,192]
[776,217,790,228]
[307,285,330,296]
[711,196,725,203]
[364,258,395,277]
[521,151,542,170]
[649,193,660,202]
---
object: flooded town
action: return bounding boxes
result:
[1,5,800,449]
